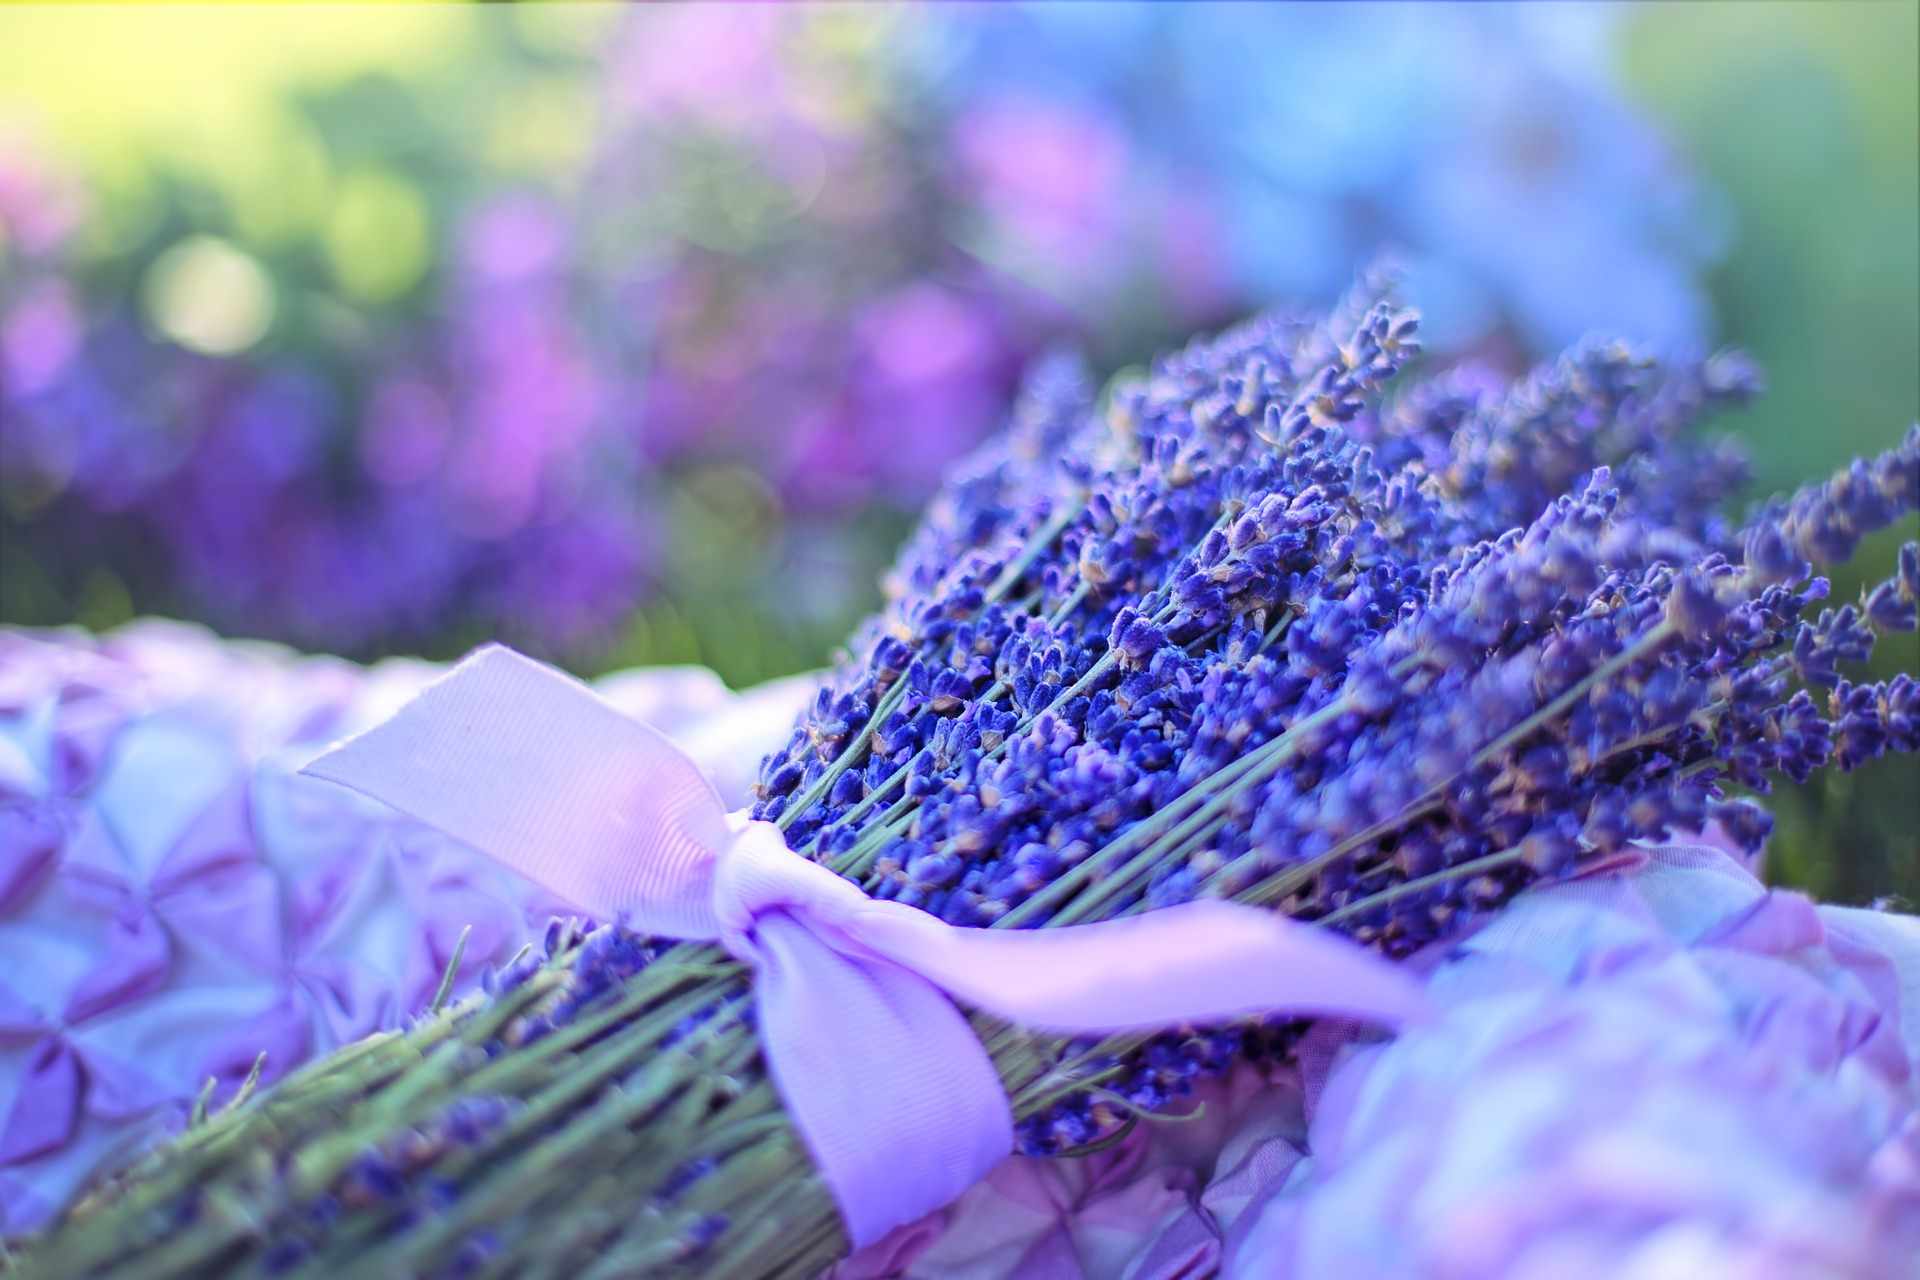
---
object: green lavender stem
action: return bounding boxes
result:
[776,498,1086,834]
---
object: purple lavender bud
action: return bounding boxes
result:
[343,1153,405,1205]
[442,1096,515,1146]
[1863,579,1917,632]
[759,760,804,799]
[653,1156,719,1206]
[1112,615,1168,671]
[1770,428,1920,567]
[906,848,962,890]
[1663,566,1732,643]
[872,637,912,682]
[827,770,865,808]
[1741,519,1806,587]
[1790,604,1876,687]
[1516,816,1581,875]
[1709,799,1774,857]
[929,669,975,715]
[262,1240,309,1274]
[449,1231,502,1279]
[1831,676,1920,770]
[1863,542,1920,631]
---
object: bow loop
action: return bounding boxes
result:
[712,819,871,952]
[301,645,733,940]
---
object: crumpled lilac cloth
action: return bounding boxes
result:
[836,843,1920,1279]
[0,621,815,1235]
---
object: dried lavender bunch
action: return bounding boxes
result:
[20,282,1918,1278]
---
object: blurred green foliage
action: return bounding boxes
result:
[1625,1,1918,905]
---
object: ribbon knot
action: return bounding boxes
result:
[303,645,1427,1247]
[709,817,869,958]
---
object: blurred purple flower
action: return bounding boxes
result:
[0,128,82,259]
[0,5,1724,657]
[953,97,1132,277]
[927,4,1717,351]
[0,281,81,397]
[607,5,789,136]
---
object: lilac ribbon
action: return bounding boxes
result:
[301,645,1426,1246]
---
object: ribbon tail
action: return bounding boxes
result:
[846,898,1432,1032]
[750,913,1012,1248]
[299,644,732,936]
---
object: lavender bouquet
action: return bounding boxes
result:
[18,281,1919,1277]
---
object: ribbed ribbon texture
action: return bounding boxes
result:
[302,645,1427,1247]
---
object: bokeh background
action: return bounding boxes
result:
[1,2,1914,902]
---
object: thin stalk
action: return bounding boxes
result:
[1317,845,1528,927]
[1476,619,1676,769]
[1207,620,1679,905]
[1011,690,1353,928]
[774,679,908,834]
[1254,605,1302,655]
[1048,582,1092,624]
[429,925,472,1014]
[776,499,1087,834]
[987,498,1088,601]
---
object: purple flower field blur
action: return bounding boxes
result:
[0,5,1737,663]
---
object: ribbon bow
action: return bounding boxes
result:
[303,645,1425,1246]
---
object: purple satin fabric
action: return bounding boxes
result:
[303,644,1428,1247]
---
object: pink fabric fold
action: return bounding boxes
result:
[303,644,1429,1247]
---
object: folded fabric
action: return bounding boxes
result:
[837,843,1920,1279]
[0,621,815,1234]
[1238,843,1920,1280]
